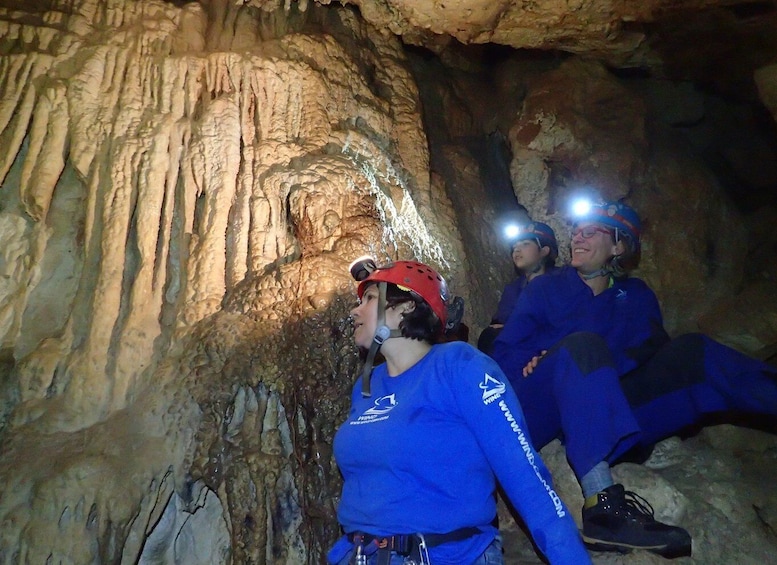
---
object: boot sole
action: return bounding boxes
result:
[583,534,692,558]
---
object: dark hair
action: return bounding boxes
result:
[602,229,640,279]
[384,283,443,343]
[538,243,557,270]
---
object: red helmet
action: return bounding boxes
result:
[355,260,449,327]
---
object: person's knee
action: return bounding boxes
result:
[558,331,608,350]
[552,332,615,374]
[666,332,706,355]
[477,326,502,355]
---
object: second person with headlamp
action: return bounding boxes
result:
[491,198,777,559]
[477,221,558,355]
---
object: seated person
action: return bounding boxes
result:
[328,257,592,565]
[478,221,557,355]
[491,200,777,559]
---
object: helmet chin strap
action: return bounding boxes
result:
[579,267,611,280]
[527,261,544,275]
[519,239,545,276]
[360,281,401,398]
[579,252,621,280]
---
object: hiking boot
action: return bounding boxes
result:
[582,484,692,558]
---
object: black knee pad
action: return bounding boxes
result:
[550,332,616,374]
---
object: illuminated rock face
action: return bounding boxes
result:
[0,2,461,562]
[0,1,775,564]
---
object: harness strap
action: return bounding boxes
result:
[423,526,482,546]
[348,525,481,553]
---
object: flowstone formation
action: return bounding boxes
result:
[0,1,466,562]
[0,0,776,564]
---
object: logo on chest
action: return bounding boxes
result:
[351,394,398,425]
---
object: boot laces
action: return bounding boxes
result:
[621,489,656,520]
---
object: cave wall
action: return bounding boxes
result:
[0,1,469,562]
[0,0,776,564]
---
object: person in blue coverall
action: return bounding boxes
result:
[491,200,777,559]
[477,221,558,356]
[328,257,591,565]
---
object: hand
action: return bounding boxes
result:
[522,350,547,377]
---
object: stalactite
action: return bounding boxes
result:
[1,1,776,563]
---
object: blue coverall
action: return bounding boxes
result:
[477,275,529,355]
[491,266,777,479]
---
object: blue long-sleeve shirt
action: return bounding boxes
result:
[492,266,669,378]
[333,341,591,564]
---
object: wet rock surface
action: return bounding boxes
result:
[0,1,775,563]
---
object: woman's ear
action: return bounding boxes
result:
[389,301,415,314]
[613,239,627,257]
[539,245,550,258]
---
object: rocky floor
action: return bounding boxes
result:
[498,425,777,564]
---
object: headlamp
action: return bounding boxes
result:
[349,255,377,282]
[504,224,521,239]
[570,197,593,218]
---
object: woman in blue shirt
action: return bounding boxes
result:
[492,200,777,559]
[328,258,591,565]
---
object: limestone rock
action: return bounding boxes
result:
[0,1,461,562]
[500,429,777,564]
[0,1,775,564]
[756,63,777,123]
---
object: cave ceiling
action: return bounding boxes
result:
[239,0,777,100]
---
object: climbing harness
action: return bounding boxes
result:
[346,527,481,565]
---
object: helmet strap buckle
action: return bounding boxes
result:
[360,281,400,397]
